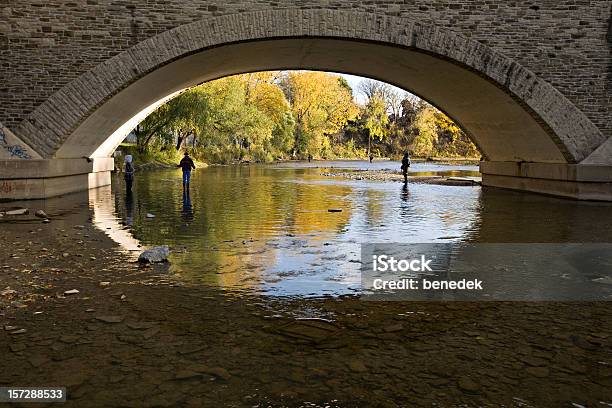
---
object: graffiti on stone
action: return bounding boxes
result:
[0,126,32,159]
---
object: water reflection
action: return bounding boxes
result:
[89,186,141,252]
[125,188,134,226]
[81,161,612,297]
[181,188,194,224]
[399,183,410,219]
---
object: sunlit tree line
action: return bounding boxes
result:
[130,71,479,164]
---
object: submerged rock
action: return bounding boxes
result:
[95,315,124,324]
[138,246,170,263]
[347,359,368,373]
[457,376,480,393]
[525,366,550,378]
[276,318,340,343]
[188,364,231,381]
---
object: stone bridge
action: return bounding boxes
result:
[1,1,611,200]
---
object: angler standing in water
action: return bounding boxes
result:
[124,154,135,192]
[178,152,196,188]
[401,151,411,183]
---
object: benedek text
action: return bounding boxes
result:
[372,278,483,290]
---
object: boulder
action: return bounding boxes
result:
[138,246,170,263]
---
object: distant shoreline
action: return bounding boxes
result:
[118,156,480,171]
[320,169,482,186]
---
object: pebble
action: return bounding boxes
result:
[189,365,231,381]
[6,208,28,216]
[28,355,51,368]
[59,335,80,344]
[519,355,547,367]
[109,373,126,384]
[64,289,80,295]
[34,209,48,219]
[457,376,480,393]
[9,343,26,352]
[383,323,403,333]
[142,327,160,339]
[178,345,206,355]
[525,367,550,378]
[174,370,202,380]
[95,315,124,323]
[348,359,368,373]
[127,322,156,330]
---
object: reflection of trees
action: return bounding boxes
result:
[111,167,354,289]
[363,189,385,228]
[289,177,352,239]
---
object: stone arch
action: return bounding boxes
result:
[11,9,606,163]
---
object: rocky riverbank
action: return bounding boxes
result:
[1,207,610,407]
[321,169,482,186]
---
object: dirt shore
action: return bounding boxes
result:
[0,210,610,407]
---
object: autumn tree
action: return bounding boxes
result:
[361,94,389,157]
[281,71,359,158]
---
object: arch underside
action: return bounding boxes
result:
[11,10,606,164]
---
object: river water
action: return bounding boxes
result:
[85,160,612,299]
[3,160,611,407]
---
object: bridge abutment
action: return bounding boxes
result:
[0,158,113,201]
[480,162,612,201]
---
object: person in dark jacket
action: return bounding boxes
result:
[401,152,411,183]
[178,152,196,187]
[124,154,135,192]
